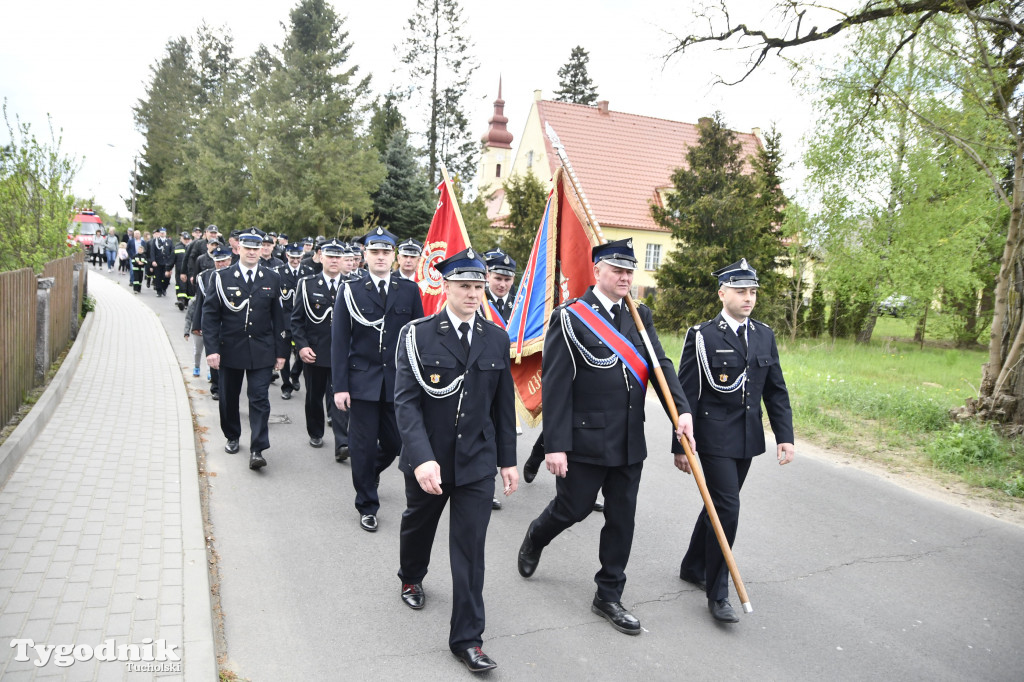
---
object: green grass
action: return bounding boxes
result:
[657,329,1024,500]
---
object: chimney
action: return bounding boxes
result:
[751,126,762,140]
[533,89,542,102]
[597,100,609,115]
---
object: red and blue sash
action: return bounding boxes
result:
[486,300,507,330]
[566,300,649,390]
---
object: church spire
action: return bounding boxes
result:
[482,76,513,149]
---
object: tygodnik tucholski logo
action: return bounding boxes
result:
[10,637,181,671]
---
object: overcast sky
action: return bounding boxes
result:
[1,0,831,219]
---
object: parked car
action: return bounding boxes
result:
[878,294,911,317]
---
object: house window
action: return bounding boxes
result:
[495,163,501,178]
[645,243,662,271]
[526,150,534,168]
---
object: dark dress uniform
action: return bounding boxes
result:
[173,236,190,309]
[190,262,227,397]
[394,310,516,655]
[291,270,348,452]
[524,285,688,606]
[277,257,314,398]
[331,239,424,522]
[202,258,288,465]
[673,312,793,602]
[148,233,174,296]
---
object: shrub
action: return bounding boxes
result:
[927,423,1002,473]
[1004,472,1024,499]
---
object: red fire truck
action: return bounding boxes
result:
[67,208,106,249]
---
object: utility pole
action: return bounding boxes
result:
[130,156,138,233]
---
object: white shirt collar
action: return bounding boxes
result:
[369,272,388,292]
[720,309,747,334]
[591,287,622,318]
[445,307,473,342]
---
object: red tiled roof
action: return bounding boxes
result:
[537,101,762,232]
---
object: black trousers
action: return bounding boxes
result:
[287,345,304,385]
[348,395,401,515]
[303,364,347,446]
[209,367,220,395]
[529,460,643,602]
[399,474,494,651]
[218,366,273,452]
[680,455,752,601]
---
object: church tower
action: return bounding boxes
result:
[476,77,514,199]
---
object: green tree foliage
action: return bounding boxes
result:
[804,20,1005,345]
[250,0,384,237]
[554,46,599,105]
[368,92,406,157]
[500,172,547,271]
[133,36,202,228]
[0,105,78,272]
[651,112,789,332]
[372,130,434,240]
[401,0,479,186]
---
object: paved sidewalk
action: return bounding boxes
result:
[0,275,216,680]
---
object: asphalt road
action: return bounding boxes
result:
[111,269,1024,681]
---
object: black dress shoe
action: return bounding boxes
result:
[523,457,541,483]
[360,514,378,532]
[270,372,279,383]
[281,390,291,400]
[492,497,502,510]
[309,436,324,448]
[679,570,706,592]
[292,379,301,391]
[593,500,605,512]
[591,597,641,635]
[211,392,219,401]
[224,440,239,454]
[401,583,424,610]
[517,528,542,577]
[709,598,739,623]
[249,451,267,470]
[326,415,332,426]
[452,647,497,673]
[335,446,349,462]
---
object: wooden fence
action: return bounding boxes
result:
[0,251,86,428]
[0,268,39,428]
[41,252,84,367]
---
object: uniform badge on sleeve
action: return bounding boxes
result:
[430,374,440,384]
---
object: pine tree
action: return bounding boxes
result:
[401,0,479,185]
[252,0,384,236]
[652,112,787,331]
[554,46,598,105]
[372,130,434,240]
[368,92,406,157]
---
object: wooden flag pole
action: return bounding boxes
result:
[544,123,752,614]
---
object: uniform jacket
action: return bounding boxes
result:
[173,241,189,278]
[189,267,218,334]
[485,290,513,323]
[543,287,689,467]
[148,237,174,267]
[673,314,794,459]
[331,272,424,402]
[201,262,287,370]
[290,272,341,367]
[394,313,516,486]
[276,262,315,335]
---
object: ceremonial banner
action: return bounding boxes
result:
[507,167,600,422]
[415,168,472,316]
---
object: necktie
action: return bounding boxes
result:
[378,280,387,305]
[610,303,621,328]
[459,322,471,358]
[246,270,253,287]
[329,279,337,299]
[737,324,748,353]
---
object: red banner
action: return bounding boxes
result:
[415,174,472,316]
[508,167,599,422]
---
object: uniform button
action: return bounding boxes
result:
[582,421,586,425]
[457,434,462,439]
[460,413,465,418]
[704,411,709,416]
[435,361,440,365]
